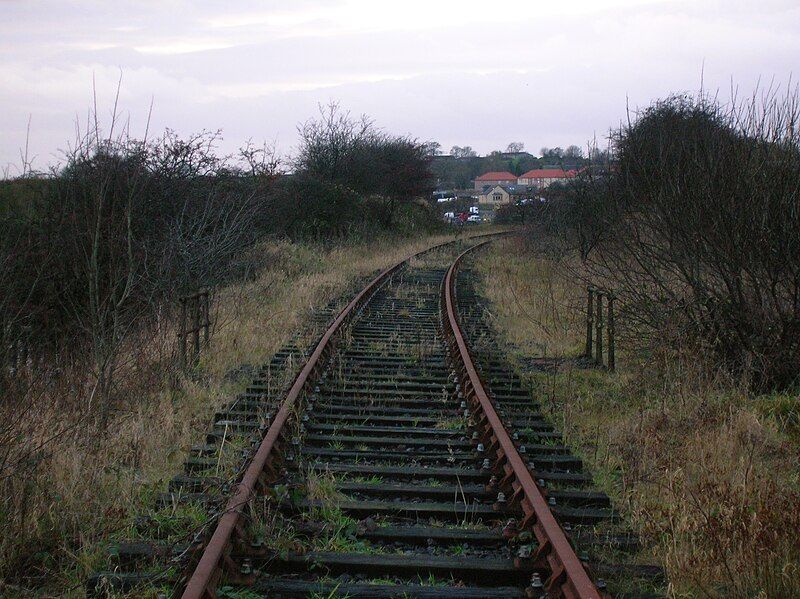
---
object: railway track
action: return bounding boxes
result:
[91,235,658,598]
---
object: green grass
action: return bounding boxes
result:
[348,475,383,485]
[124,502,209,543]
[217,587,267,599]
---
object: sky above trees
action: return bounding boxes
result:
[1,0,799,172]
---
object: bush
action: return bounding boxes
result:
[532,90,800,390]
[294,102,434,229]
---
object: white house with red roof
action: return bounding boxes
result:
[473,171,517,191]
[517,168,577,188]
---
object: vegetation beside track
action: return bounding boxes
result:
[0,228,506,597]
[475,236,800,598]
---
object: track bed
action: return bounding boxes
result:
[90,236,662,598]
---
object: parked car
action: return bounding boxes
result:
[467,214,481,222]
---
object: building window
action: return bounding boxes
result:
[493,194,502,202]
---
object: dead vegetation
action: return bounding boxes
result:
[0,231,475,596]
[533,89,800,392]
[475,237,800,597]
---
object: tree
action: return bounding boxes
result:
[238,139,282,180]
[592,92,800,390]
[540,146,564,159]
[564,145,584,159]
[506,142,525,153]
[589,146,611,164]
[450,145,477,159]
[295,102,374,183]
[371,137,433,227]
[483,151,509,173]
[295,102,434,229]
[422,141,442,156]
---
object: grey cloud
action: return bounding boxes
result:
[1,0,798,171]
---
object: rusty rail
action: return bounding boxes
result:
[441,241,606,599]
[180,233,512,599]
[182,265,405,598]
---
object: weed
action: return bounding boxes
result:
[435,418,463,431]
[350,475,383,485]
[216,587,265,599]
[308,584,351,599]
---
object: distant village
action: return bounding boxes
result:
[429,144,591,223]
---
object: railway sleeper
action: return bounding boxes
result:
[260,551,531,585]
[249,579,525,598]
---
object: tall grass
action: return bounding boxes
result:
[0,231,469,596]
[475,237,800,598]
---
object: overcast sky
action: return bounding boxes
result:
[1,0,798,173]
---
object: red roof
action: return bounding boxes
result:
[519,168,577,179]
[475,171,516,181]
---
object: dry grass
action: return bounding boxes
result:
[475,237,800,598]
[472,239,585,358]
[0,228,503,597]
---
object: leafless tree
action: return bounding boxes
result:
[422,141,442,156]
[450,145,477,158]
[294,102,433,230]
[238,138,282,179]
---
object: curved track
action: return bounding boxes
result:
[91,235,649,598]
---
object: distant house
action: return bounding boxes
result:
[478,184,533,207]
[473,171,517,191]
[478,185,511,206]
[517,168,577,188]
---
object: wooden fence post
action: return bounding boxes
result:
[179,297,187,368]
[585,287,594,359]
[607,294,616,372]
[202,291,210,347]
[595,291,604,366]
[178,289,213,369]
[192,295,201,364]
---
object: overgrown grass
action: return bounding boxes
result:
[0,228,503,596]
[471,240,585,358]
[475,237,800,597]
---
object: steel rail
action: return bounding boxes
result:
[180,232,509,599]
[441,240,606,599]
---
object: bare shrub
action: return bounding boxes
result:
[539,88,800,390]
[478,237,800,596]
[295,102,434,229]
